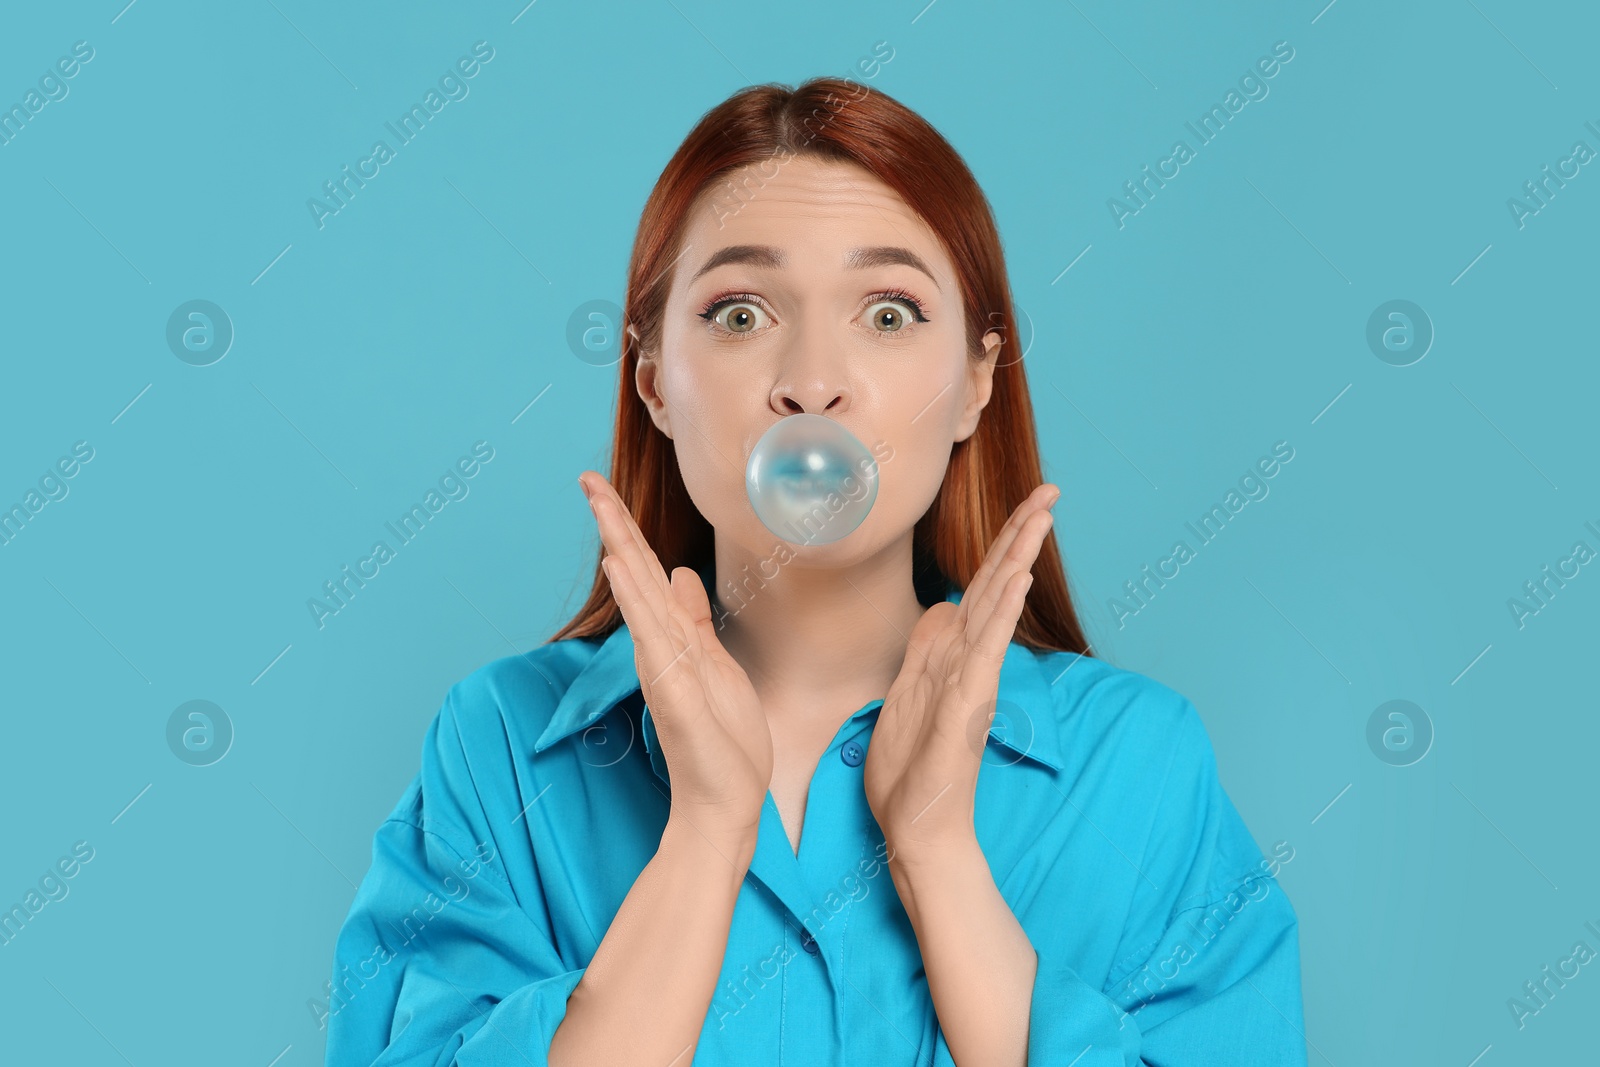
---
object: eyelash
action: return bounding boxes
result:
[696,289,930,338]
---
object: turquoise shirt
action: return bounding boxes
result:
[325,590,1307,1065]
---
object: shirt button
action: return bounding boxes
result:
[800,931,819,955]
[841,740,864,767]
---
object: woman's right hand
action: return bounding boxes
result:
[579,471,773,859]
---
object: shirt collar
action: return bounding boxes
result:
[533,585,1065,772]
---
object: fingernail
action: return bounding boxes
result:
[578,475,593,499]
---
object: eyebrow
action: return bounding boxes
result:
[689,244,941,291]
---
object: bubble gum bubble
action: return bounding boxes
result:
[745,413,879,545]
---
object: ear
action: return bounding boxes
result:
[633,334,675,440]
[953,329,1002,443]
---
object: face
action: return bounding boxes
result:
[635,155,1001,567]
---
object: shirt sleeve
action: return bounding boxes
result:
[944,698,1309,1066]
[1020,868,1305,1066]
[323,684,586,1066]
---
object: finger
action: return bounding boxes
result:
[881,605,950,752]
[583,472,669,598]
[962,484,1058,620]
[966,485,1050,595]
[602,552,692,708]
[586,479,674,627]
[593,475,671,600]
[668,567,710,660]
[891,602,947,696]
[592,492,673,624]
[963,507,1053,646]
[959,569,1033,709]
[582,472,673,604]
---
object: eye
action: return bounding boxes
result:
[862,290,929,334]
[698,294,773,337]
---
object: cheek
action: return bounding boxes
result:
[874,366,965,489]
[662,353,758,452]
[875,427,954,530]
[839,395,955,546]
[658,353,763,527]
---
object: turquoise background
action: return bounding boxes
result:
[2,0,1596,1062]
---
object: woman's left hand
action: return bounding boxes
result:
[864,483,1061,866]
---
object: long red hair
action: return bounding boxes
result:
[550,76,1090,656]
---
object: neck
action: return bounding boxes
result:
[707,535,927,717]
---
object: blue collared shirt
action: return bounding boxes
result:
[325,590,1307,1065]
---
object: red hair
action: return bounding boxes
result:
[550,76,1090,656]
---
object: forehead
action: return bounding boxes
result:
[678,155,949,280]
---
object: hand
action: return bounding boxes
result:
[579,471,773,858]
[863,483,1060,866]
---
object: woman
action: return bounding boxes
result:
[324,77,1307,1066]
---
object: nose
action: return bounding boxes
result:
[768,333,851,416]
